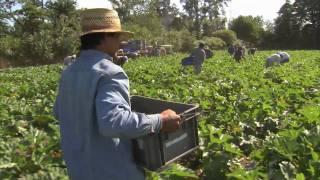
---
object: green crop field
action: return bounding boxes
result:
[0,51,319,179]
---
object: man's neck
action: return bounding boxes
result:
[95,47,115,57]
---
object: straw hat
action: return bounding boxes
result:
[80,8,133,40]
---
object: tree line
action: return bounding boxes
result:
[0,0,319,67]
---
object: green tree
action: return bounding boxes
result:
[109,0,147,22]
[162,30,195,51]
[180,0,229,38]
[201,0,230,20]
[179,29,196,52]
[293,0,320,49]
[0,0,16,35]
[2,0,48,65]
[144,0,181,30]
[123,12,164,41]
[211,29,237,45]
[229,15,264,45]
[0,17,8,36]
[15,0,46,35]
[274,0,300,49]
[203,36,226,49]
[180,0,201,38]
[152,0,171,16]
[46,0,80,59]
[1,0,80,65]
[169,14,194,32]
[259,30,277,49]
[0,0,21,30]
[202,17,227,37]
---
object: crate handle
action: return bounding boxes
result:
[179,112,201,122]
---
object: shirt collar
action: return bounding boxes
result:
[79,49,113,62]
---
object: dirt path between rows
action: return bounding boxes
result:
[0,57,10,69]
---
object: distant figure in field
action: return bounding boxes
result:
[277,51,290,63]
[227,44,235,56]
[63,54,76,67]
[266,54,281,67]
[155,46,166,56]
[248,48,257,55]
[191,43,206,74]
[181,43,206,74]
[265,51,290,67]
[204,48,214,59]
[234,45,245,62]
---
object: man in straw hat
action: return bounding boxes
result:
[54,8,181,180]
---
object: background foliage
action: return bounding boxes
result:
[0,51,319,179]
[1,0,319,67]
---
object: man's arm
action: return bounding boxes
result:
[95,72,162,139]
[202,50,206,61]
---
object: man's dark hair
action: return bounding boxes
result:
[199,42,205,48]
[80,32,119,50]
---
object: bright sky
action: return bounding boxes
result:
[226,0,287,22]
[76,0,287,22]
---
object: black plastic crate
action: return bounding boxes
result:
[131,95,199,171]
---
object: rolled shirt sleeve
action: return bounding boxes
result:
[95,72,162,139]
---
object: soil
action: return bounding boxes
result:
[0,56,10,69]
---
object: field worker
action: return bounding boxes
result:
[277,51,290,64]
[265,54,281,67]
[53,8,181,180]
[227,44,235,56]
[204,48,214,59]
[155,46,167,56]
[234,45,245,62]
[191,42,206,74]
[248,48,257,56]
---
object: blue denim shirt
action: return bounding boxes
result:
[54,50,162,180]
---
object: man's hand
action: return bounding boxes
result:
[160,109,181,133]
[113,55,128,67]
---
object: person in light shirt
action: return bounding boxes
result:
[277,51,290,63]
[265,52,290,67]
[54,8,181,180]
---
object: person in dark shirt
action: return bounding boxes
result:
[228,44,235,56]
[234,45,245,62]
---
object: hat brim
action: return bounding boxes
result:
[81,30,134,41]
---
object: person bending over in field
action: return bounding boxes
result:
[204,48,214,59]
[265,52,290,68]
[277,51,290,64]
[190,42,206,74]
[248,48,257,56]
[265,54,281,67]
[234,45,245,62]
